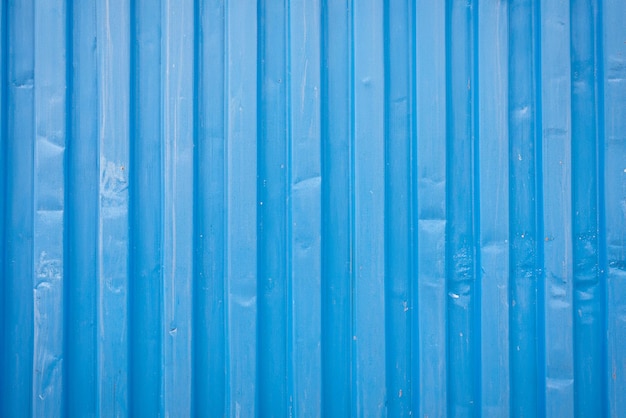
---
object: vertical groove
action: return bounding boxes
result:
[63,0,73,414]
[320,0,352,415]
[0,0,6,410]
[65,0,99,415]
[129,0,163,415]
[128,0,137,412]
[255,0,262,412]
[571,0,604,416]
[595,0,608,415]
[191,0,199,413]
[384,0,412,415]
[284,0,294,414]
[348,1,356,416]
[445,0,477,415]
[471,1,482,414]
[508,0,539,416]
[64,0,98,416]
[222,0,231,413]
[320,2,328,413]
[191,0,199,410]
[408,1,419,414]
[189,0,199,417]
[192,0,226,415]
[257,0,288,413]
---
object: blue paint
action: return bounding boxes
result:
[508,1,540,416]
[446,1,477,416]
[321,0,352,415]
[224,0,258,415]
[539,1,575,416]
[66,1,98,416]
[257,0,289,413]
[353,1,386,415]
[415,2,448,416]
[0,1,625,417]
[570,1,605,416]
[384,0,413,415]
[3,2,35,416]
[289,1,323,415]
[193,0,226,415]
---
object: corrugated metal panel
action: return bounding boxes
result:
[0,0,625,417]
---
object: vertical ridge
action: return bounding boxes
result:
[508,0,539,416]
[477,1,511,416]
[415,2,447,416]
[602,0,626,414]
[540,0,575,416]
[161,0,195,415]
[353,0,386,415]
[288,0,323,415]
[32,0,68,413]
[3,1,35,415]
[95,0,131,414]
[224,0,258,414]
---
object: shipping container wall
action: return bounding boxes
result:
[1,0,625,417]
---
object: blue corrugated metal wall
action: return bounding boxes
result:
[0,0,625,417]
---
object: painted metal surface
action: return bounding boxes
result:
[0,0,625,417]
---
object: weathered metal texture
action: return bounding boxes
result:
[0,0,625,417]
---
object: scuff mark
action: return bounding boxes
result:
[36,251,62,281]
[100,158,129,217]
